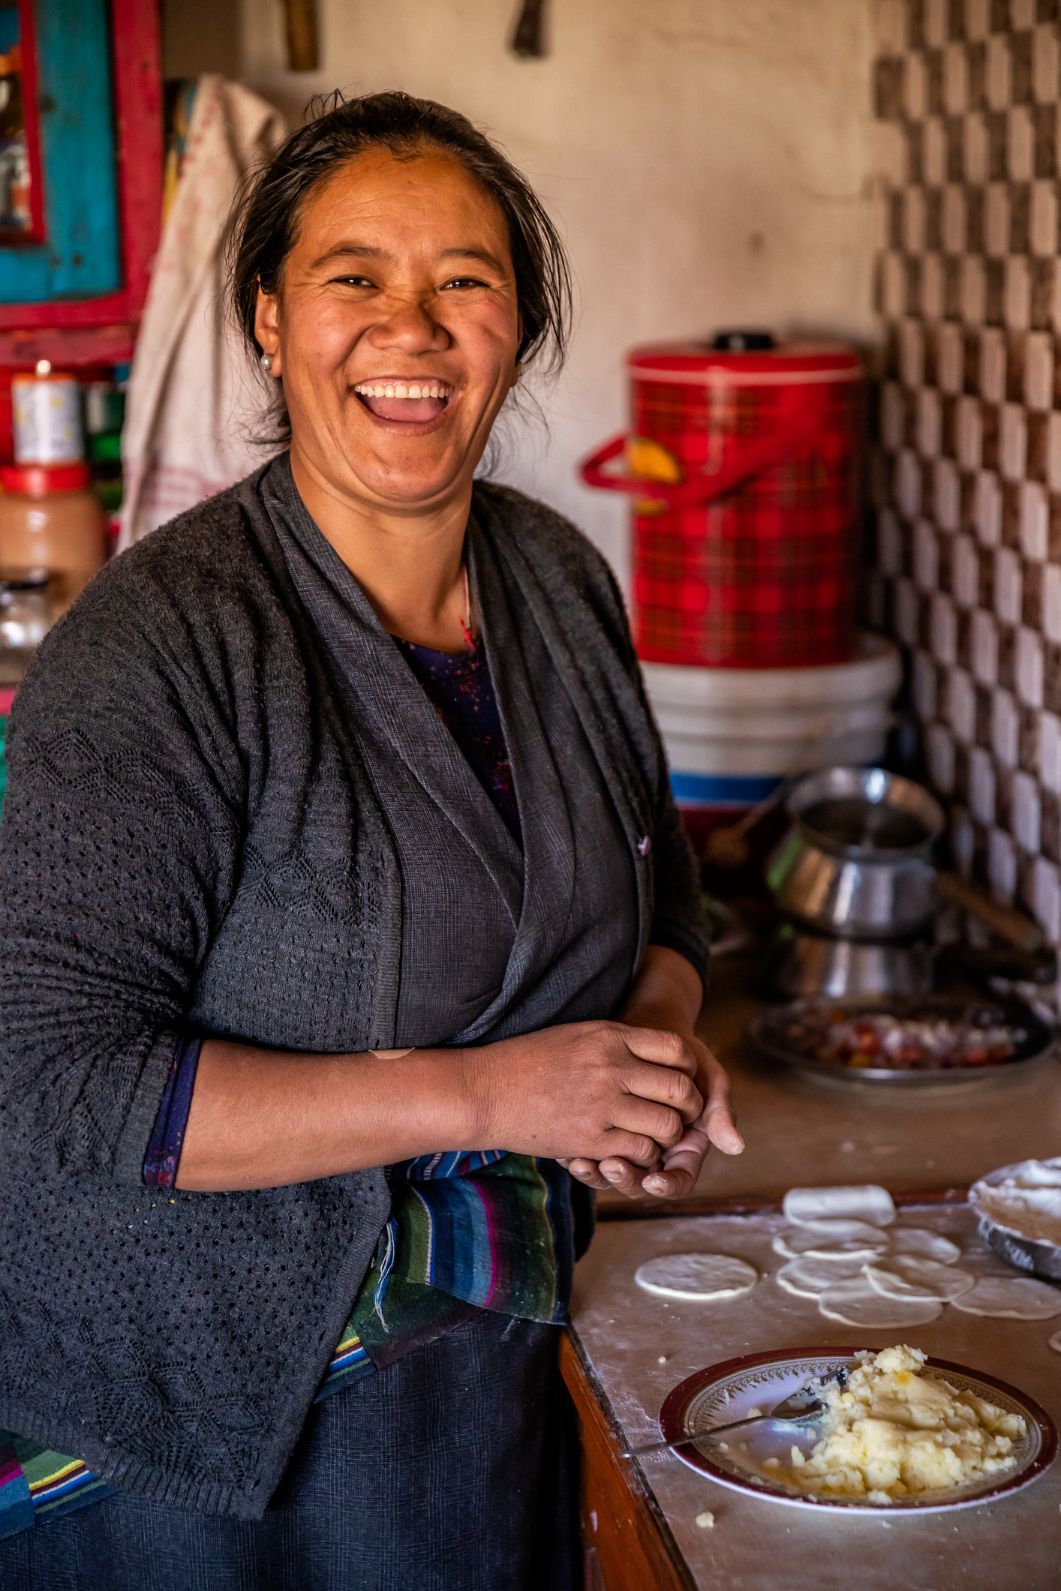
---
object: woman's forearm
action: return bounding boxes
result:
[177,944,707,1194]
[176,1007,711,1194]
[177,1040,478,1192]
[621,944,704,1032]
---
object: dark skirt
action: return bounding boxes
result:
[0,1313,580,1591]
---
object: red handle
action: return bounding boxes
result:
[579,411,831,507]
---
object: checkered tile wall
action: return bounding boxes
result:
[871,0,1061,941]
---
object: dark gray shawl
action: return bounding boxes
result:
[0,455,705,1516]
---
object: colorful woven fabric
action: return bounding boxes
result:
[316,1149,574,1400]
[0,1436,113,1537]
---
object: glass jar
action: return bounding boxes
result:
[0,462,107,615]
[0,566,52,685]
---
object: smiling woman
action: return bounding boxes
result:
[0,91,737,1591]
[251,145,524,542]
[228,90,570,419]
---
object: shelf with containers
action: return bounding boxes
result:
[0,0,162,373]
[0,0,161,498]
[0,0,162,800]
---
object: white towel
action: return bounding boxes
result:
[118,76,286,550]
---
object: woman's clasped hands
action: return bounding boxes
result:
[474,1019,743,1203]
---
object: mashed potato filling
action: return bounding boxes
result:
[764,1345,1026,1503]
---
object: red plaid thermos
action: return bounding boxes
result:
[580,332,863,668]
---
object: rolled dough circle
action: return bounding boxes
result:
[816,1275,943,1327]
[634,1252,759,1302]
[1049,1327,1061,1354]
[865,1256,975,1303]
[773,1220,891,1263]
[950,1274,1061,1320]
[774,1254,869,1298]
[886,1227,962,1265]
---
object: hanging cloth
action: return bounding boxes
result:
[117,75,286,550]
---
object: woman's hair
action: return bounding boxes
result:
[228,89,572,436]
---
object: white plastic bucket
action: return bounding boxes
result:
[660,722,892,777]
[669,701,892,744]
[644,634,901,831]
[642,633,901,715]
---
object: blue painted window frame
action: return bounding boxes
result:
[0,0,120,303]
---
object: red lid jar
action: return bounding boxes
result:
[580,333,864,669]
[0,461,107,616]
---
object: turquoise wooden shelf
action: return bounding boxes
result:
[0,0,120,304]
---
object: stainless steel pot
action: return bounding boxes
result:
[770,925,936,998]
[766,767,945,941]
[768,926,1057,1000]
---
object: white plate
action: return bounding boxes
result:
[657,1346,1056,1513]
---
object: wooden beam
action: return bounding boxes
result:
[284,0,319,71]
[510,0,547,58]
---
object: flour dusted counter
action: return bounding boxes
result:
[563,1203,1061,1591]
[565,957,1061,1588]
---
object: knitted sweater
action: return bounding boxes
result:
[0,457,706,1518]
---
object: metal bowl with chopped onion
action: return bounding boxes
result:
[752,995,1056,1087]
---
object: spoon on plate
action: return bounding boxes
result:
[622,1383,828,1461]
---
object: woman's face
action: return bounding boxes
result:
[256,147,523,517]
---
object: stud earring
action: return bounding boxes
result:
[260,352,274,373]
